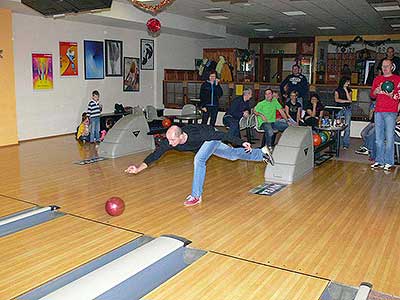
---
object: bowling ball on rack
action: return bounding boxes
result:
[313,134,322,147]
[105,197,125,216]
[381,80,395,93]
[323,131,331,140]
[319,132,328,144]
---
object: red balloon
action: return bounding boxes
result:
[146,18,161,33]
[162,118,172,128]
[313,134,322,147]
[105,197,125,216]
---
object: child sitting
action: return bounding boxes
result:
[76,113,90,143]
[100,118,115,141]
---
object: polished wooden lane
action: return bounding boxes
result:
[144,252,328,300]
[0,214,139,300]
[0,195,33,218]
[0,136,399,295]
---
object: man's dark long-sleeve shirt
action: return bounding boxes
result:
[225,96,250,120]
[280,74,309,100]
[143,125,243,165]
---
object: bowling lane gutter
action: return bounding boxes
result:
[0,193,144,235]
[208,250,331,282]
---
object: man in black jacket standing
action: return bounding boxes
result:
[125,125,273,207]
[199,71,223,126]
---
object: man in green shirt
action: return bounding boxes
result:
[254,88,289,149]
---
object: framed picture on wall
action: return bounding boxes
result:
[32,53,53,90]
[84,40,104,80]
[140,39,154,70]
[105,39,123,76]
[59,41,78,76]
[123,57,140,92]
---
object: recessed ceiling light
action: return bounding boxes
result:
[373,5,400,12]
[205,15,229,20]
[390,24,400,27]
[318,26,336,30]
[282,11,306,16]
[254,28,272,31]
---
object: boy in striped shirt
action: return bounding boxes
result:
[87,90,102,143]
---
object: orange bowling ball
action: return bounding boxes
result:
[313,133,322,147]
[162,118,172,128]
[105,197,125,216]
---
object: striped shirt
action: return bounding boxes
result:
[395,121,400,139]
[87,100,102,118]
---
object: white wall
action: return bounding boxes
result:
[12,13,247,140]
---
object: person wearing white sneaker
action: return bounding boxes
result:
[125,125,273,206]
[370,60,400,169]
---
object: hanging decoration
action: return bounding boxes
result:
[329,35,391,50]
[146,18,161,33]
[130,0,175,14]
[130,0,175,35]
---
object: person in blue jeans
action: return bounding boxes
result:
[200,71,223,127]
[125,125,273,207]
[254,89,289,150]
[355,102,375,155]
[87,90,102,143]
[223,88,252,138]
[334,76,353,149]
[370,59,400,171]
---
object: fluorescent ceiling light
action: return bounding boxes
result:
[373,5,400,11]
[382,15,400,19]
[137,0,154,2]
[282,11,306,16]
[53,13,65,18]
[254,28,272,31]
[318,26,336,30]
[248,22,268,26]
[205,15,229,20]
[390,24,400,27]
[200,8,229,13]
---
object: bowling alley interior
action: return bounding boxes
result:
[0,0,400,299]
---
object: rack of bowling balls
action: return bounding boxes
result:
[313,130,334,152]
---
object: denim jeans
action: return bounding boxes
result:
[337,107,352,148]
[191,141,263,198]
[79,135,90,143]
[375,112,397,165]
[90,116,100,142]
[360,122,375,147]
[260,121,288,147]
[223,115,240,138]
[364,126,376,160]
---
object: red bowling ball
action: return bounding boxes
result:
[105,197,125,216]
[162,118,172,128]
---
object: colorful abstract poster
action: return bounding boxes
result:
[32,53,53,90]
[84,40,104,80]
[59,41,78,76]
